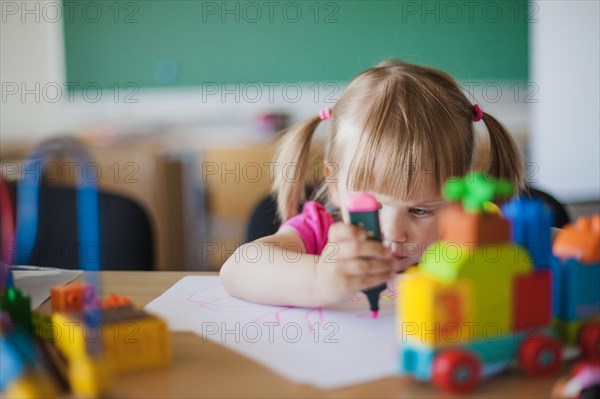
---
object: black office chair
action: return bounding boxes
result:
[245,186,320,242]
[245,185,571,242]
[6,181,154,270]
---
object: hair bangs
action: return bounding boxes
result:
[345,108,442,201]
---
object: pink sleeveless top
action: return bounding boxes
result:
[278,201,335,255]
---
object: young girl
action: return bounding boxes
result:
[220,60,523,307]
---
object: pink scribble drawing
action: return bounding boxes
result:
[184,278,398,329]
[304,307,324,331]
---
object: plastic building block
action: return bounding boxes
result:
[518,334,563,377]
[512,270,552,332]
[50,281,95,313]
[553,215,600,264]
[0,287,33,333]
[32,311,54,342]
[551,257,600,322]
[502,197,553,268]
[0,336,25,390]
[52,306,171,374]
[398,273,473,346]
[398,341,436,380]
[466,330,524,366]
[443,172,512,213]
[2,369,61,398]
[439,203,511,245]
[94,293,133,309]
[553,319,586,346]
[420,242,532,283]
[432,349,481,394]
[67,355,112,398]
[578,321,600,362]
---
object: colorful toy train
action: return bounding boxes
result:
[397,173,600,393]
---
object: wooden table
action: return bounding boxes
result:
[41,271,568,398]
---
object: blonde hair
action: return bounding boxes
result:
[272,60,523,221]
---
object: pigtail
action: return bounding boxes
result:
[481,112,524,192]
[272,115,322,221]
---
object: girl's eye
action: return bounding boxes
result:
[409,208,434,216]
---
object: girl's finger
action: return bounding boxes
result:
[340,259,395,275]
[346,271,392,292]
[337,239,391,260]
[328,222,368,242]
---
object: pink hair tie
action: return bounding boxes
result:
[319,107,332,121]
[473,104,484,122]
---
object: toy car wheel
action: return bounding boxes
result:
[432,350,481,393]
[519,334,563,376]
[578,321,600,362]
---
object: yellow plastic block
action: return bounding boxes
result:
[398,273,473,346]
[553,318,583,346]
[101,312,171,373]
[3,369,61,399]
[68,355,112,398]
[416,242,533,340]
[52,307,171,374]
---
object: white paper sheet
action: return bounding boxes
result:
[12,266,82,309]
[145,276,398,389]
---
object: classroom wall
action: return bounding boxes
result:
[530,0,600,202]
[0,0,67,138]
[1,0,530,144]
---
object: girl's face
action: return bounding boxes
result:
[331,171,446,272]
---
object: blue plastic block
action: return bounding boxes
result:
[398,341,436,381]
[551,256,600,321]
[502,198,552,269]
[466,333,519,366]
[0,337,25,390]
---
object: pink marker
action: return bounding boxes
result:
[347,193,386,318]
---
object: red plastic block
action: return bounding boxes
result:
[512,270,552,332]
[50,281,95,313]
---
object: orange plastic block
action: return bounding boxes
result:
[51,281,95,313]
[553,215,600,264]
[512,269,552,332]
[439,203,510,246]
[95,294,132,309]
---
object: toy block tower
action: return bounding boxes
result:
[397,174,576,393]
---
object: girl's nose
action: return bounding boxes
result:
[381,215,409,244]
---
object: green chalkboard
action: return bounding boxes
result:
[63,0,529,88]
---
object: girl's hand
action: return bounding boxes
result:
[314,222,400,305]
